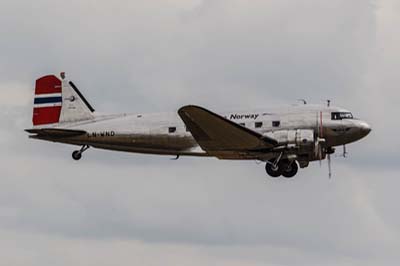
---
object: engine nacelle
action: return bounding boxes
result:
[264,129,314,147]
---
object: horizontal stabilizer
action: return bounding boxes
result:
[25,128,87,138]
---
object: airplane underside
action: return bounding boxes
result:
[30,132,316,179]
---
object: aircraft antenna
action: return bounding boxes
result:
[298,99,307,105]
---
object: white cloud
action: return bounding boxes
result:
[0,82,31,107]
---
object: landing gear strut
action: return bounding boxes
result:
[72,145,90,161]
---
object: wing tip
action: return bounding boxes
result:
[178,105,214,118]
[178,104,201,112]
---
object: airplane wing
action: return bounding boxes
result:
[178,105,278,154]
[25,128,87,138]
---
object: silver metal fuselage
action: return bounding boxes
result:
[33,104,371,162]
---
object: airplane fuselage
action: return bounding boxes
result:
[32,104,371,163]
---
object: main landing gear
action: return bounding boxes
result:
[265,158,299,178]
[72,145,90,161]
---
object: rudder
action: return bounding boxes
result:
[33,75,62,126]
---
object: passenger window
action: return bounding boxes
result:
[272,121,280,127]
[169,127,177,133]
[255,122,263,128]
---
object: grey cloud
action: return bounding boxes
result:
[0,0,399,265]
[1,153,399,257]
[0,0,378,110]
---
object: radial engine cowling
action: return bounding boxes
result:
[264,129,314,147]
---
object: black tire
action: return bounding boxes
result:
[282,161,298,178]
[72,151,82,161]
[265,162,281,178]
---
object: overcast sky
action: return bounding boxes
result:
[0,0,399,265]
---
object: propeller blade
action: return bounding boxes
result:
[315,111,327,166]
[315,112,321,164]
[319,144,323,166]
[328,154,332,179]
[320,111,323,138]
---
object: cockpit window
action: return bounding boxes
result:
[331,112,353,120]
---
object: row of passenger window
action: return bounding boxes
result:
[167,121,281,134]
[168,112,354,134]
[238,121,280,128]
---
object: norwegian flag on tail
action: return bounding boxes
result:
[33,75,62,126]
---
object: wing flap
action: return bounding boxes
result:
[178,105,277,152]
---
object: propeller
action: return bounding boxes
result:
[343,145,348,158]
[315,111,333,179]
[315,111,325,162]
[327,153,332,179]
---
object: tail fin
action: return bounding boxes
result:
[33,75,63,126]
[32,74,95,127]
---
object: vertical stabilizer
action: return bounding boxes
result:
[32,74,95,127]
[59,76,95,123]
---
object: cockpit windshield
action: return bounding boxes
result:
[331,112,353,120]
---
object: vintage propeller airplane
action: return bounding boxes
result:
[26,73,371,178]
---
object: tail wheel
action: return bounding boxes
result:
[72,151,82,161]
[281,161,299,178]
[72,145,90,161]
[265,162,282,178]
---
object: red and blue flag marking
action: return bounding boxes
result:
[33,75,63,126]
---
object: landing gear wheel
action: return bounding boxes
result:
[72,145,90,161]
[265,162,282,178]
[72,151,82,161]
[281,161,298,178]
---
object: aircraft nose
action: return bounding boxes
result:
[358,121,372,137]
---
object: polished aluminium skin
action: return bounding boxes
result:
[26,74,371,178]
